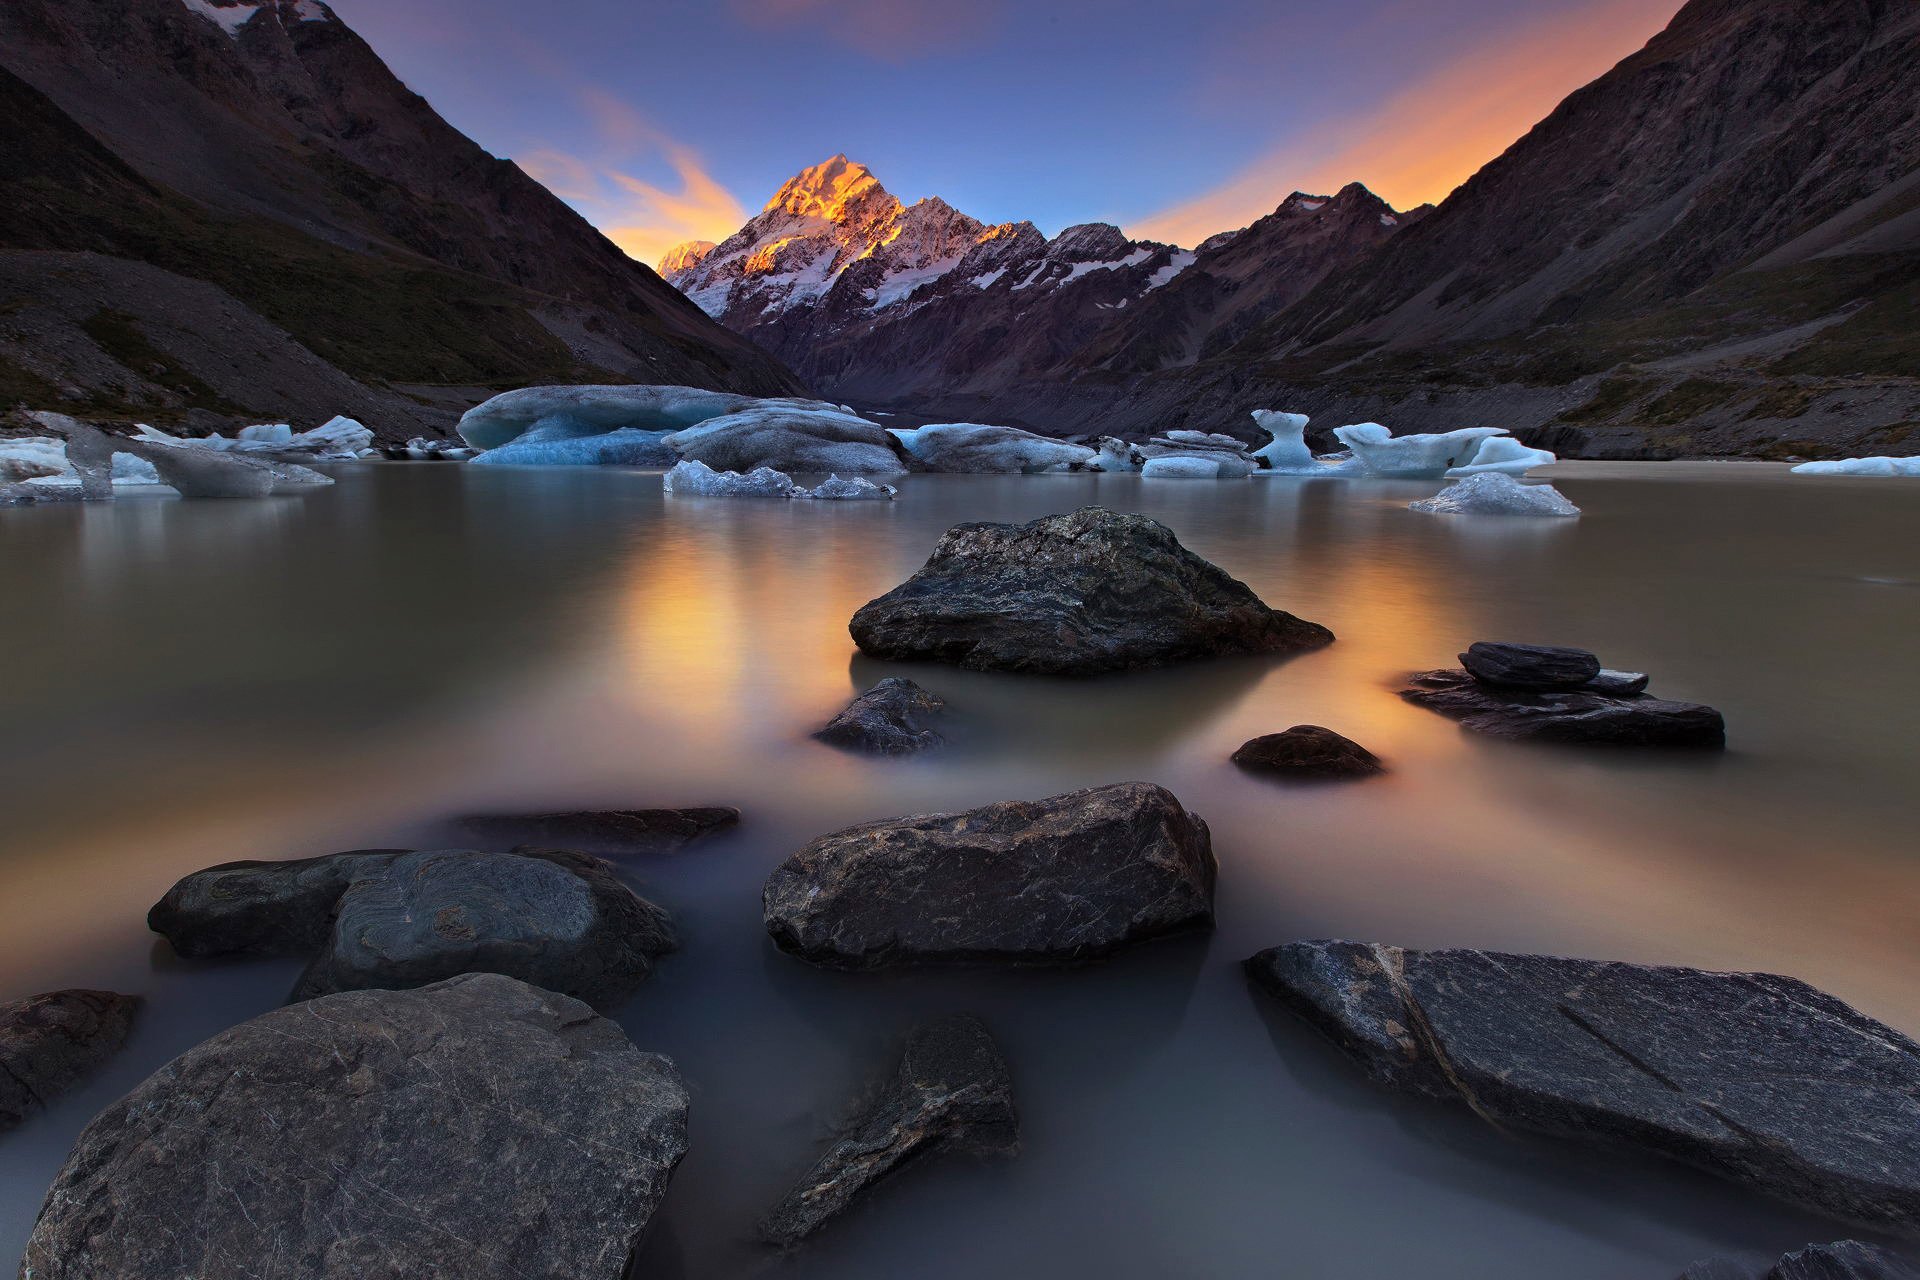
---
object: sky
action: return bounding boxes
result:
[327,0,1684,267]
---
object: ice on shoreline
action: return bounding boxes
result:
[1791,457,1920,478]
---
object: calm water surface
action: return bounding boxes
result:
[3,462,1919,1277]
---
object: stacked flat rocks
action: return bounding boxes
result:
[1402,641,1724,746]
[20,975,688,1280]
[1247,941,1920,1233]
[151,847,675,1008]
[0,990,139,1133]
[764,782,1215,968]
[813,678,946,754]
[849,507,1332,675]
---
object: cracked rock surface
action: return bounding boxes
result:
[765,782,1215,968]
[20,974,689,1280]
[813,678,946,754]
[0,990,138,1133]
[848,507,1332,675]
[1247,941,1920,1234]
[759,1014,1017,1245]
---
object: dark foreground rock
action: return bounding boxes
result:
[1231,725,1384,780]
[154,848,675,1008]
[20,974,689,1280]
[765,782,1215,968]
[1402,669,1726,747]
[813,678,946,754]
[1681,1241,1920,1280]
[848,507,1333,675]
[1247,941,1920,1234]
[759,1014,1017,1245]
[1460,641,1602,689]
[0,990,139,1133]
[456,806,740,852]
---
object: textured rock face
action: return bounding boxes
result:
[813,678,946,754]
[292,849,676,1008]
[764,782,1215,969]
[1231,726,1384,780]
[1247,941,1920,1235]
[849,507,1333,675]
[20,975,689,1280]
[456,807,740,853]
[149,849,406,958]
[760,1014,1017,1245]
[1460,641,1603,689]
[1402,669,1726,747]
[1680,1240,1920,1280]
[0,990,138,1132]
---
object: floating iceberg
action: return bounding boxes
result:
[1088,437,1142,472]
[662,459,796,497]
[1790,456,1920,478]
[1142,455,1233,479]
[1250,411,1314,470]
[1447,435,1558,477]
[131,416,372,460]
[1410,472,1580,517]
[472,425,676,467]
[457,384,760,452]
[381,436,474,462]
[796,474,897,500]
[29,413,331,500]
[1140,430,1256,478]
[1332,423,1510,478]
[665,403,904,475]
[888,423,1094,473]
[0,437,71,481]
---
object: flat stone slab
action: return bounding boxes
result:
[848,506,1332,675]
[20,974,688,1280]
[813,677,946,754]
[0,990,138,1133]
[1247,941,1920,1234]
[1460,641,1602,689]
[1402,669,1726,747]
[456,807,740,852]
[759,1014,1017,1245]
[1231,725,1384,780]
[764,782,1215,968]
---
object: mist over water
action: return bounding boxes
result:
[3,462,1918,1277]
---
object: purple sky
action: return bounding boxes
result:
[327,0,1681,264]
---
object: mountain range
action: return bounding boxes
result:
[666,0,1920,458]
[0,0,799,439]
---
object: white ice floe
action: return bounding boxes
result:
[1447,436,1558,477]
[472,426,676,468]
[1790,456,1920,478]
[1409,472,1580,517]
[30,413,331,499]
[1332,423,1510,478]
[1088,437,1142,472]
[1142,456,1234,479]
[667,403,904,475]
[888,423,1094,474]
[795,474,896,500]
[458,385,762,452]
[663,459,796,497]
[1250,411,1315,471]
[131,416,372,461]
[0,437,71,482]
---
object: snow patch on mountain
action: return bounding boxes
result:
[181,0,260,34]
[1145,250,1197,290]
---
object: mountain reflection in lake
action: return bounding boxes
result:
[3,462,1918,1278]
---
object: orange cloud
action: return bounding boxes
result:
[604,147,748,269]
[1134,0,1682,246]
[727,0,1002,60]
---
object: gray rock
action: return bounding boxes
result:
[1681,1240,1920,1279]
[292,848,675,1008]
[456,807,740,853]
[813,678,946,754]
[149,849,407,958]
[1591,667,1652,695]
[0,990,139,1133]
[20,974,688,1280]
[765,782,1214,969]
[849,507,1332,675]
[1247,941,1920,1234]
[1402,669,1726,747]
[1231,725,1384,780]
[759,1014,1017,1245]
[1460,641,1602,689]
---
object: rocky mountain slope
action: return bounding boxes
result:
[663,161,1421,411]
[0,0,800,439]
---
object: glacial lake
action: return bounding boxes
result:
[3,461,1919,1277]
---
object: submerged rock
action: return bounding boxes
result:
[20,975,688,1280]
[889,423,1094,473]
[764,782,1215,969]
[290,849,676,1008]
[1402,669,1726,747]
[759,1014,1017,1245]
[813,678,946,754]
[0,990,139,1133]
[849,506,1333,676]
[1410,472,1579,517]
[1461,641,1602,689]
[1231,725,1383,780]
[456,807,740,853]
[1680,1241,1920,1280]
[1247,941,1920,1234]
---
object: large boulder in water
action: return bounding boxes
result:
[848,506,1333,675]
[665,402,905,475]
[764,782,1215,969]
[812,677,946,754]
[1247,941,1920,1235]
[149,849,405,958]
[1231,725,1383,780]
[759,1014,1018,1245]
[0,990,139,1133]
[20,974,689,1280]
